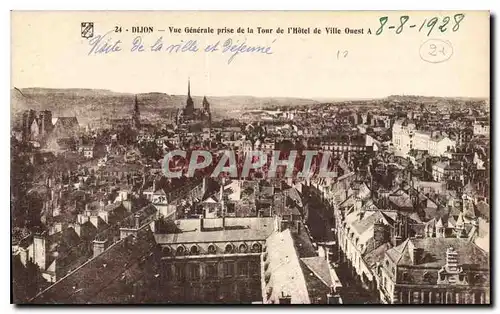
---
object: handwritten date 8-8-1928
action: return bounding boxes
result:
[376,13,465,36]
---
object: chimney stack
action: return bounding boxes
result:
[134,213,141,229]
[93,238,108,258]
[200,214,204,232]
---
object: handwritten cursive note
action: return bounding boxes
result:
[87,30,276,64]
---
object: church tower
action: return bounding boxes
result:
[185,78,194,116]
[132,94,141,129]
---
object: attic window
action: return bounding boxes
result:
[252,243,262,253]
[239,243,248,253]
[176,245,185,256]
[162,246,171,255]
[225,243,234,254]
[208,244,217,254]
[190,245,199,255]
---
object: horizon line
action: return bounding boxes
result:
[11,86,490,101]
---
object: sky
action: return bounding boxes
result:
[11,11,490,99]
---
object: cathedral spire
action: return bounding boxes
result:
[133,94,140,129]
[188,78,191,97]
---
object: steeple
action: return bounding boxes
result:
[185,78,194,114]
[133,94,140,129]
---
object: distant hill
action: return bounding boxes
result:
[11,88,319,124]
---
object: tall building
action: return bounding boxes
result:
[176,79,211,126]
[132,95,141,129]
[153,216,272,303]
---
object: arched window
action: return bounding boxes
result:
[239,243,248,253]
[225,243,234,254]
[208,244,217,255]
[176,245,185,256]
[252,242,262,253]
[190,245,199,255]
[162,246,171,256]
[401,272,410,282]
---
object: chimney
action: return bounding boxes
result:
[222,216,226,230]
[93,238,108,258]
[200,215,204,232]
[134,213,141,229]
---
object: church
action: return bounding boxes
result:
[176,79,212,127]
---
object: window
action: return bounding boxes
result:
[252,243,262,253]
[190,245,199,255]
[249,261,259,276]
[206,263,217,280]
[238,261,248,276]
[162,246,171,256]
[164,263,172,280]
[176,245,185,256]
[239,243,248,253]
[189,263,200,280]
[225,243,234,254]
[208,244,217,255]
[175,264,185,281]
[223,262,235,277]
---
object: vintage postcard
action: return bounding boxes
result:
[11,11,490,304]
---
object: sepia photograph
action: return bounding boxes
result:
[10,11,490,304]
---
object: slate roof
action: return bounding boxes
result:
[386,238,489,269]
